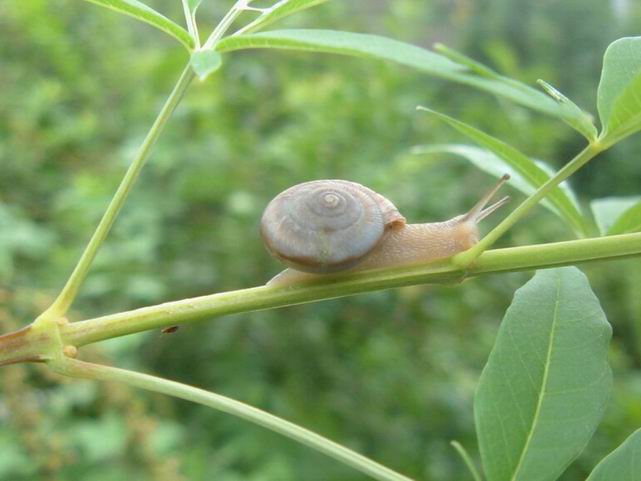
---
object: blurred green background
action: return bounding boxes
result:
[2,1,641,480]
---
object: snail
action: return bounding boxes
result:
[261,175,510,286]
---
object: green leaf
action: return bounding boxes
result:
[591,196,641,235]
[80,0,194,50]
[433,42,501,79]
[609,199,641,235]
[417,107,588,235]
[433,42,595,125]
[434,43,590,129]
[475,267,612,481]
[538,79,598,142]
[586,428,641,481]
[597,36,641,145]
[217,28,463,76]
[190,49,223,80]
[239,0,330,35]
[415,144,581,227]
[216,30,567,118]
[455,75,566,119]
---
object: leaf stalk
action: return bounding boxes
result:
[453,142,605,266]
[38,65,196,322]
[50,357,414,481]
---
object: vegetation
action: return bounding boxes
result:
[1,1,641,480]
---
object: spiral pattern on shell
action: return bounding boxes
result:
[260,180,405,273]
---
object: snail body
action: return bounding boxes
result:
[261,176,510,286]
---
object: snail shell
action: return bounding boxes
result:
[260,180,406,273]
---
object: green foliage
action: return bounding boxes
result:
[80,0,194,49]
[413,145,580,229]
[3,1,641,480]
[608,200,641,235]
[432,43,592,133]
[537,80,598,142]
[598,36,641,145]
[412,144,578,228]
[475,267,612,481]
[216,29,575,119]
[216,29,464,77]
[416,108,587,235]
[586,428,641,481]
[591,197,641,235]
[239,0,331,35]
[0,204,55,280]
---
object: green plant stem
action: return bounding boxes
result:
[203,0,250,49]
[50,357,413,481]
[2,232,641,366]
[42,65,195,320]
[58,232,641,349]
[453,143,604,266]
[40,0,264,322]
[181,0,200,48]
[450,441,483,481]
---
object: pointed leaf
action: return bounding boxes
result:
[433,43,501,79]
[434,44,591,135]
[591,196,641,235]
[597,36,641,145]
[453,74,567,119]
[216,30,568,118]
[239,0,330,35]
[417,107,588,235]
[415,144,580,227]
[586,428,641,481]
[538,79,598,142]
[475,267,612,481]
[81,0,194,49]
[608,199,641,235]
[190,49,223,80]
[217,28,464,76]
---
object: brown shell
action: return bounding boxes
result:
[260,180,405,273]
